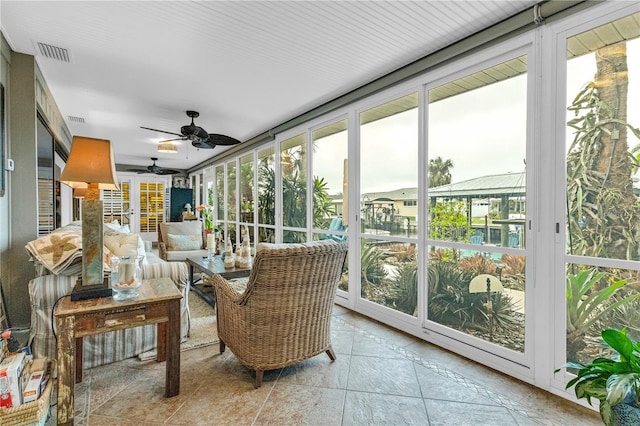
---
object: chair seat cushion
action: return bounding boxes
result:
[164,249,209,262]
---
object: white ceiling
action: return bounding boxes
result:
[1,0,538,173]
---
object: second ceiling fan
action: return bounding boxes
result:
[141,110,241,149]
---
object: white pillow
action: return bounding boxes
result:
[104,231,147,264]
[104,220,123,232]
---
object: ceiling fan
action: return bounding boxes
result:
[141,110,241,149]
[127,157,181,175]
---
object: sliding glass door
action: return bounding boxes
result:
[425,54,530,360]
[560,10,640,368]
[358,92,419,317]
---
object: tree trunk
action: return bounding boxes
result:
[594,43,638,260]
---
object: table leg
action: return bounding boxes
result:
[56,315,76,426]
[189,263,194,288]
[75,336,83,383]
[166,298,181,397]
[157,322,167,362]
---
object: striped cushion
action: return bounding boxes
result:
[28,262,190,369]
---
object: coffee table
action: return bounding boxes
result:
[186,255,251,308]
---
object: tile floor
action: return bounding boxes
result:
[45,305,601,425]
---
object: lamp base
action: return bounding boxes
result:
[70,277,112,301]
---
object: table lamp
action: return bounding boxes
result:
[60,136,120,300]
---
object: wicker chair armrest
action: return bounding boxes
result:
[205,274,245,304]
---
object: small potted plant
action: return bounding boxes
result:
[556,328,640,425]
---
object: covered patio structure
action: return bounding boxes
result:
[428,172,526,247]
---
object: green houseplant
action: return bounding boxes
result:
[556,328,640,425]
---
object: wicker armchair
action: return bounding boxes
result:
[203,240,348,388]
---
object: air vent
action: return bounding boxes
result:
[36,42,71,62]
[67,116,85,124]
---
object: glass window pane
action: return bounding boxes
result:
[428,245,525,351]
[258,226,275,243]
[240,154,254,224]
[215,165,224,223]
[227,161,237,222]
[566,16,640,262]
[565,263,639,364]
[258,147,275,226]
[360,93,418,238]
[312,119,348,234]
[427,56,528,249]
[283,229,306,243]
[281,133,307,231]
[360,239,418,317]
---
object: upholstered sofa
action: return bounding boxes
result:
[25,221,191,369]
[158,220,209,261]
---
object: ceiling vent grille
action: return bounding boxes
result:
[67,116,85,124]
[36,42,71,62]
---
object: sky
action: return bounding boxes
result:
[312,38,639,196]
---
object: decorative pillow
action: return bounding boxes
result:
[104,220,123,232]
[104,230,146,263]
[166,234,202,251]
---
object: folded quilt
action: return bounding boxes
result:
[25,222,84,275]
[25,221,144,276]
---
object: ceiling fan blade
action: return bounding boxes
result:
[140,126,183,137]
[158,137,184,143]
[208,134,241,145]
[126,168,151,174]
[191,139,216,149]
[154,168,181,175]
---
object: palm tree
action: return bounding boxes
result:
[428,157,454,188]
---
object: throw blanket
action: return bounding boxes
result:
[25,220,144,276]
[25,222,85,275]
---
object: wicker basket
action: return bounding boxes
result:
[0,363,54,426]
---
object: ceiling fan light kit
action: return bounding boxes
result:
[141,110,242,150]
[157,143,178,153]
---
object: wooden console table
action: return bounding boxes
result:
[54,277,182,425]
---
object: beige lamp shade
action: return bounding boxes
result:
[469,274,504,293]
[60,136,120,191]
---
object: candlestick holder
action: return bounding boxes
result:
[207,247,215,261]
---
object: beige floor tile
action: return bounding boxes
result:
[331,328,355,355]
[167,377,272,425]
[423,399,521,425]
[342,391,430,425]
[278,354,350,389]
[254,383,345,425]
[415,363,500,406]
[347,355,422,397]
[351,331,408,359]
[516,389,601,425]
